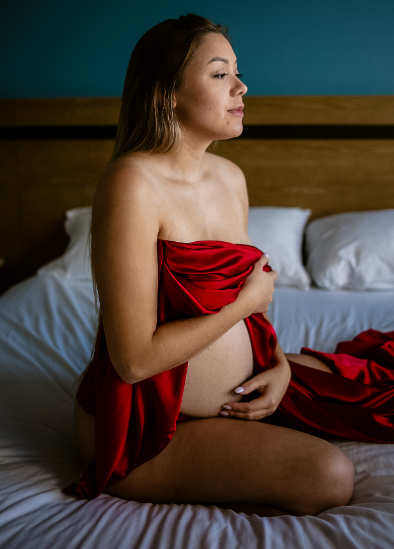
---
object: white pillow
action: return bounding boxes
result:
[305,210,394,290]
[37,207,92,280]
[248,207,311,289]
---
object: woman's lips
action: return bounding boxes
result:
[227,106,244,117]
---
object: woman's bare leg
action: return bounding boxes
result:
[285,353,334,373]
[104,417,354,516]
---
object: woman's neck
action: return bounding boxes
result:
[150,137,211,185]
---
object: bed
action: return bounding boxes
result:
[1,96,394,549]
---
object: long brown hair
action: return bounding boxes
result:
[111,13,230,161]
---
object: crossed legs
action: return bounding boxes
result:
[105,415,354,517]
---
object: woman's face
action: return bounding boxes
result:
[174,33,247,145]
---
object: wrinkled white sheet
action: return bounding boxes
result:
[0,276,394,549]
[270,286,394,353]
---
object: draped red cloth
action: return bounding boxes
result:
[65,239,394,499]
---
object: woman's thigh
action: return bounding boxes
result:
[285,353,334,373]
[106,417,354,515]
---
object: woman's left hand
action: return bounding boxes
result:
[219,360,291,421]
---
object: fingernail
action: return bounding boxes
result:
[219,411,229,416]
[265,253,270,258]
[234,387,244,393]
[222,405,232,410]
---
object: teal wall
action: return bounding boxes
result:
[1,0,393,98]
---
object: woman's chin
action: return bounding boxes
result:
[228,125,244,140]
[233,123,244,137]
[217,123,244,141]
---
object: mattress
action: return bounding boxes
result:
[0,275,394,549]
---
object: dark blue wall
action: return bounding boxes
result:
[1,0,393,98]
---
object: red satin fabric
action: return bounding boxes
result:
[279,331,394,442]
[66,239,394,499]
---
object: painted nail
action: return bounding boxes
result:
[234,387,244,393]
[219,411,229,416]
[222,405,232,410]
[265,253,270,258]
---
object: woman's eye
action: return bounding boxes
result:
[214,73,244,80]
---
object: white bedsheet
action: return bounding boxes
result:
[0,276,394,549]
[270,286,394,353]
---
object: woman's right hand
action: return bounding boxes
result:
[238,255,278,315]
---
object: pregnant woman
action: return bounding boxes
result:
[69,14,393,517]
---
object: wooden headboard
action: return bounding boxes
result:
[1,96,394,293]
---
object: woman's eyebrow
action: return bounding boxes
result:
[207,56,237,65]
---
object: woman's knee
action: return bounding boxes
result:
[301,446,354,515]
[323,447,354,505]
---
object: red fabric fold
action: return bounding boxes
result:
[275,329,394,442]
[66,239,394,499]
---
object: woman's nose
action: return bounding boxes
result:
[235,78,247,96]
[239,81,248,95]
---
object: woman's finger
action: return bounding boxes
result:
[222,394,269,415]
[219,397,277,418]
[219,408,276,421]
[231,372,269,396]
[259,254,269,266]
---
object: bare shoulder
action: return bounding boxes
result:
[204,151,248,206]
[93,155,163,236]
[205,151,245,180]
[94,156,159,210]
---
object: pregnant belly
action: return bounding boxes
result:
[180,320,254,418]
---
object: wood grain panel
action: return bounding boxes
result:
[0,100,16,126]
[2,96,393,128]
[19,181,96,277]
[0,144,19,234]
[215,139,394,219]
[243,96,394,125]
[0,143,21,292]
[0,139,113,289]
[17,140,113,179]
[15,140,113,280]
[19,177,96,219]
[15,98,121,126]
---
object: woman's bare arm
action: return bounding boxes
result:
[92,163,276,384]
